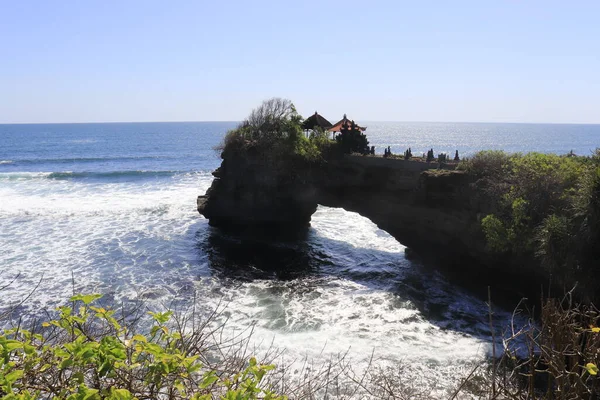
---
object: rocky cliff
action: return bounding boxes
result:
[197,149,319,231]
[198,151,538,299]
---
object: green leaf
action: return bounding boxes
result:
[70,294,103,305]
[98,359,113,377]
[191,394,211,400]
[174,380,185,394]
[586,363,599,375]
[107,388,135,400]
[256,369,266,382]
[4,340,23,351]
[23,344,36,355]
[200,371,219,389]
[68,384,100,400]
[132,334,147,343]
[73,372,85,384]
[40,364,52,372]
[4,369,24,384]
[149,311,172,324]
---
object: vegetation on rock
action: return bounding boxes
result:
[219,98,331,163]
[460,150,600,299]
[426,149,435,162]
[334,120,370,155]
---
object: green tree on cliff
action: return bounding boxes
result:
[335,120,369,154]
[468,150,600,297]
[220,98,321,161]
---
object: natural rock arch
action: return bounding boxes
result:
[199,153,479,262]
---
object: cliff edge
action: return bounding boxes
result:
[198,150,533,291]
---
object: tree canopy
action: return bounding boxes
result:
[220,98,322,161]
[335,120,369,155]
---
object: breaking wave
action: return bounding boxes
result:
[0,170,185,181]
[2,156,173,166]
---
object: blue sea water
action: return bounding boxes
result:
[1,121,599,392]
[0,122,233,175]
[1,121,598,175]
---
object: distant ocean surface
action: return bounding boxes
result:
[366,121,600,156]
[1,121,598,393]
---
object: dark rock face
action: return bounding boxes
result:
[310,157,490,268]
[199,152,483,259]
[198,151,543,301]
[197,151,318,231]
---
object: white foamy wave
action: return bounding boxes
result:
[0,172,53,180]
[311,206,405,253]
[0,171,213,217]
[0,160,13,164]
[0,171,214,310]
[0,170,186,181]
[189,275,494,395]
[0,168,521,396]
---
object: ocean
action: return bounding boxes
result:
[1,121,599,393]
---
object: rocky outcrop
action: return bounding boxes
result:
[197,150,319,231]
[200,151,482,255]
[198,151,535,298]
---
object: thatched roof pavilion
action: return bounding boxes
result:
[302,112,333,130]
[329,114,367,132]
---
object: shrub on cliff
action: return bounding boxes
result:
[334,120,369,155]
[426,149,435,162]
[219,98,322,162]
[457,150,510,178]
[467,150,600,297]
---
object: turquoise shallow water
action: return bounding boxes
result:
[1,121,597,392]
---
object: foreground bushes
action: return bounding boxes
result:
[3,291,600,399]
[0,293,470,399]
[0,294,284,400]
[474,293,600,400]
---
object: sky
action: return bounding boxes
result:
[1,1,599,124]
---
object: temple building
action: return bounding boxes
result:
[302,112,366,140]
[329,114,367,133]
[301,112,333,131]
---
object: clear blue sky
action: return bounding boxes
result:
[1,1,599,124]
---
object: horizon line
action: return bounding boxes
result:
[1,119,600,126]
